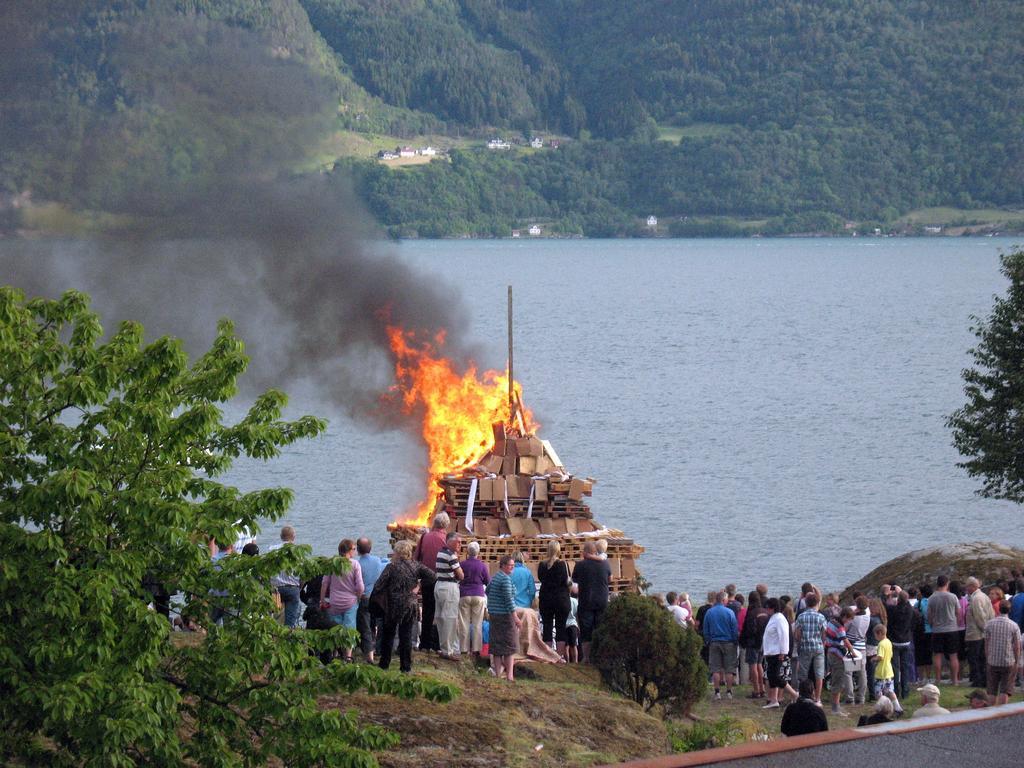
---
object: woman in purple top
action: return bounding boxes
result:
[320,538,364,661]
[457,540,490,655]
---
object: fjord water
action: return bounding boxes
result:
[232,236,1022,595]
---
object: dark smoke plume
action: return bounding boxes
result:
[1,5,477,420]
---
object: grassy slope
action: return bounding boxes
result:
[321,652,991,766]
[329,656,668,767]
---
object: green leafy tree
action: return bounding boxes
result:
[948,249,1024,502]
[0,287,456,767]
[590,593,706,716]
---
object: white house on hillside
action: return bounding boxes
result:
[530,137,544,149]
[418,146,437,156]
[487,138,511,150]
[647,215,658,228]
[528,224,542,236]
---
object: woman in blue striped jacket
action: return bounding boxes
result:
[486,554,523,681]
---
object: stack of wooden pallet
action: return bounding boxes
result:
[389,423,644,593]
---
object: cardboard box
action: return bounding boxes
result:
[535,455,554,474]
[551,519,568,534]
[564,519,578,533]
[506,518,525,536]
[479,454,503,474]
[491,423,507,456]
[568,478,585,501]
[518,456,537,475]
[538,518,556,534]
[540,439,563,467]
[493,476,507,501]
[501,455,516,475]
[534,478,548,501]
[620,559,636,581]
[521,519,540,536]
[514,437,543,457]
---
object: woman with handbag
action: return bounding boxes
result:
[537,540,573,660]
[374,540,434,674]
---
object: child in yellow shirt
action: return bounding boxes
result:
[873,623,904,715]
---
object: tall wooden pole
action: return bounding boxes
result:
[507,285,514,424]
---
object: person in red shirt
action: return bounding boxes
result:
[412,512,449,652]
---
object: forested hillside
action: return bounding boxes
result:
[2,0,1022,236]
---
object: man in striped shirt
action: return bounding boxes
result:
[984,600,1022,705]
[433,532,464,659]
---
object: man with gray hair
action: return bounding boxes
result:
[433,531,464,659]
[413,512,450,652]
[965,576,994,687]
[269,526,302,628]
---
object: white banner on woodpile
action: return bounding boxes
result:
[526,481,536,518]
[465,477,477,533]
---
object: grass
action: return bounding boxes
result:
[328,654,671,768]
[657,123,734,142]
[896,207,1024,226]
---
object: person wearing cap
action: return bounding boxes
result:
[911,683,950,718]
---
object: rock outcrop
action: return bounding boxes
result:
[843,542,1024,600]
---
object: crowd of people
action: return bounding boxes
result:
[659,574,1023,736]
[182,523,1024,725]
[190,513,616,680]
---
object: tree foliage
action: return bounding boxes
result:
[590,593,707,716]
[0,287,456,766]
[948,249,1024,503]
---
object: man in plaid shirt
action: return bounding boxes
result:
[984,600,1022,705]
[794,593,827,705]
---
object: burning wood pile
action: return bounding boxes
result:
[389,420,644,593]
[385,286,643,591]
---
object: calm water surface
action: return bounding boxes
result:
[227,237,1023,595]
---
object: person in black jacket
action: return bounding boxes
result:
[887,590,916,698]
[781,679,829,737]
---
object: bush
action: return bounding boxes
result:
[668,716,765,752]
[591,593,707,715]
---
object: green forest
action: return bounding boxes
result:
[2,0,1022,236]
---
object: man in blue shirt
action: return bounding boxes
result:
[702,591,739,699]
[1010,578,1024,630]
[511,552,537,608]
[355,537,389,663]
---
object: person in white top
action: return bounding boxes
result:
[762,597,799,709]
[665,591,692,627]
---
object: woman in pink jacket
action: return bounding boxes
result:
[320,538,364,661]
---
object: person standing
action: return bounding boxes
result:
[457,540,489,657]
[572,540,611,663]
[320,539,364,661]
[825,607,856,717]
[983,600,1022,705]
[268,526,303,628]
[538,541,573,658]
[886,590,915,698]
[355,537,388,663]
[965,576,995,688]
[433,532,464,659]
[794,593,827,705]
[702,591,739,700]
[511,551,536,609]
[376,541,435,674]
[927,575,962,685]
[413,512,449,652]
[486,555,523,681]
[871,623,904,715]
[761,597,797,709]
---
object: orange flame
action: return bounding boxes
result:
[386,326,537,525]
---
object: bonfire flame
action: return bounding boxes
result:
[387,326,537,525]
